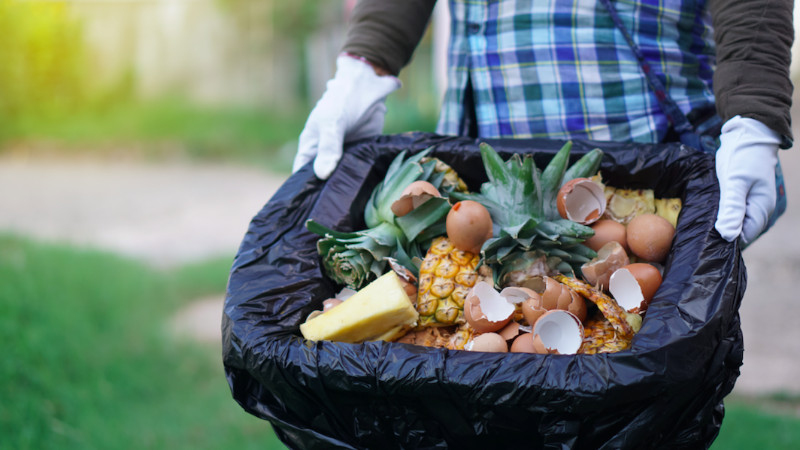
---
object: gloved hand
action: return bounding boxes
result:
[293,54,401,179]
[715,115,781,245]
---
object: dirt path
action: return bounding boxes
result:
[0,155,287,268]
[2,144,799,397]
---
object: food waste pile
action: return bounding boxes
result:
[300,142,681,355]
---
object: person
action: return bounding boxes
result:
[292,0,793,246]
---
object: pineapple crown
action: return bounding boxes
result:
[450,141,604,278]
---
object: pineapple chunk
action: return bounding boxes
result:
[300,272,419,343]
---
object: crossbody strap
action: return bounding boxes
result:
[598,0,695,135]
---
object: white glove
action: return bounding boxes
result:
[293,55,401,179]
[715,115,781,245]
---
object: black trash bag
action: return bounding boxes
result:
[223,133,745,450]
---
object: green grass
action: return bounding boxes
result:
[1,99,306,173]
[713,396,800,449]
[0,235,285,449]
[0,94,439,175]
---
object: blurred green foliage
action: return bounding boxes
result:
[0,234,286,449]
[0,0,89,120]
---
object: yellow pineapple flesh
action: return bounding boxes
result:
[416,236,480,327]
[300,271,419,343]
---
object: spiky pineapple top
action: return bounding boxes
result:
[450,142,603,285]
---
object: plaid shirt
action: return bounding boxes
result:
[437,0,716,143]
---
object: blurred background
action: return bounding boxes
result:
[1,1,798,448]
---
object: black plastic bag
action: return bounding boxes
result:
[223,133,745,449]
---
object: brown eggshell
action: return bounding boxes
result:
[446,200,493,254]
[521,293,547,326]
[390,181,441,217]
[555,286,573,310]
[469,332,509,352]
[583,219,628,253]
[608,263,662,313]
[463,285,514,334]
[566,290,588,323]
[580,241,630,291]
[531,333,552,354]
[322,298,343,311]
[532,310,584,354]
[557,178,606,225]
[540,277,563,310]
[510,332,539,353]
[626,213,675,263]
[625,263,663,303]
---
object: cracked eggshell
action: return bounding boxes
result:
[446,200,494,254]
[521,296,547,327]
[464,281,515,333]
[390,181,441,217]
[532,310,585,355]
[468,332,509,352]
[540,277,564,310]
[580,241,630,291]
[565,289,588,323]
[609,263,662,313]
[583,219,628,253]
[557,178,607,225]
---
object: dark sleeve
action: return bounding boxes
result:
[710,0,794,147]
[341,0,438,75]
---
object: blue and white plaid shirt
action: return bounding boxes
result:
[437,0,716,143]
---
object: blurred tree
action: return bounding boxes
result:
[0,0,89,124]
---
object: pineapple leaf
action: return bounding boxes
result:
[540,141,572,219]
[480,142,510,187]
[540,141,572,195]
[562,148,604,186]
[453,143,541,229]
[394,197,451,242]
[367,148,432,227]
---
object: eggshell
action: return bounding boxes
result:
[530,334,551,354]
[446,200,493,253]
[609,263,663,313]
[580,241,630,291]
[626,214,675,262]
[624,263,663,304]
[510,332,539,353]
[566,290,588,323]
[583,219,628,253]
[322,298,343,311]
[557,178,606,225]
[390,181,441,217]
[521,293,547,326]
[469,332,509,352]
[540,277,563,310]
[532,310,584,355]
[464,281,515,333]
[526,277,587,322]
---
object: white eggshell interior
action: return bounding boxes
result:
[609,268,644,311]
[499,286,532,304]
[473,281,516,322]
[565,181,606,222]
[532,310,583,354]
[336,287,357,301]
